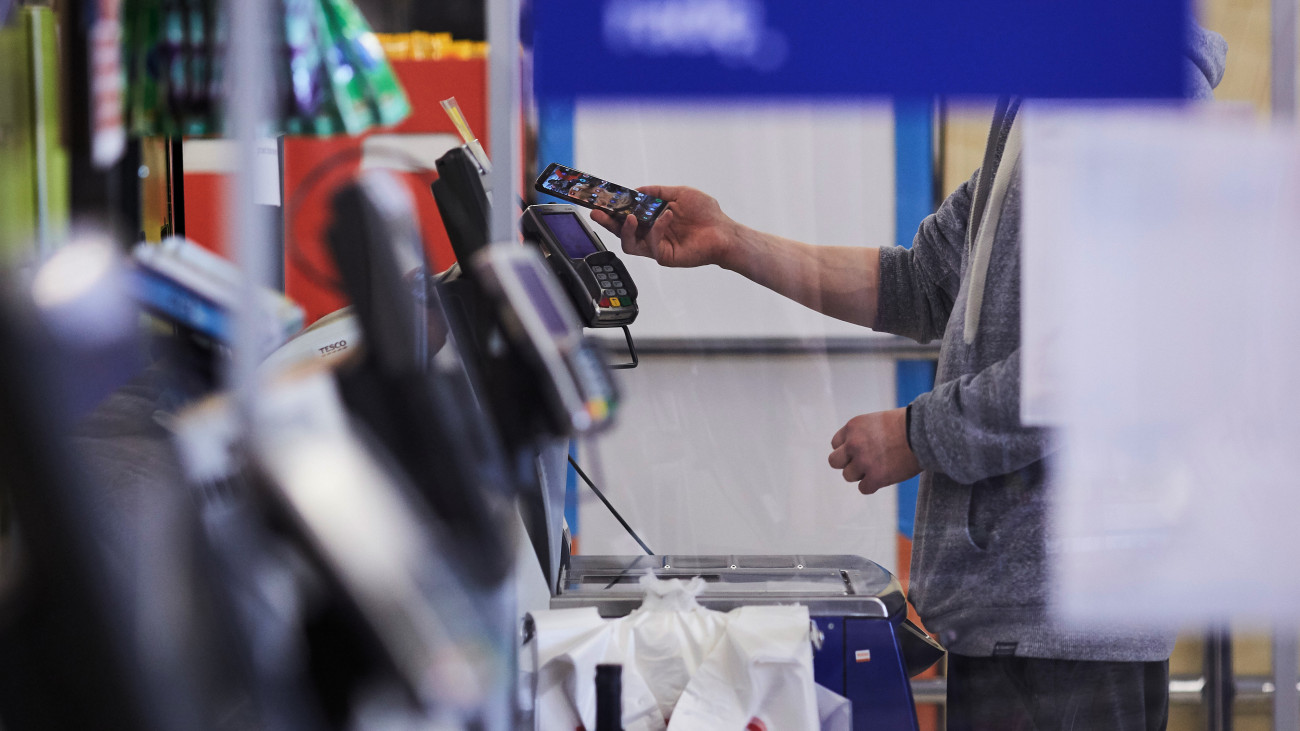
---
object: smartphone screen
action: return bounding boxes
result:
[536,164,666,227]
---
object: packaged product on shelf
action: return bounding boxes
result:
[317,0,374,134]
[124,0,163,136]
[320,0,409,128]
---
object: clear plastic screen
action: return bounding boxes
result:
[567,99,901,571]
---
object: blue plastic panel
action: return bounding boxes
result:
[534,0,1188,100]
[845,618,918,731]
[812,616,847,696]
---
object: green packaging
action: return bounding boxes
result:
[0,18,36,261]
[124,0,163,137]
[0,6,68,262]
[316,0,373,135]
[29,6,67,245]
[320,0,410,128]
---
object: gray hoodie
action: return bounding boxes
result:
[873,29,1228,661]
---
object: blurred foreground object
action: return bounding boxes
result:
[0,5,68,261]
[121,0,410,136]
[1022,106,1300,625]
[132,236,305,353]
[0,235,250,731]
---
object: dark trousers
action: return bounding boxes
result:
[946,654,1169,731]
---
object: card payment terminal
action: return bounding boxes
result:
[521,204,638,328]
[470,242,618,435]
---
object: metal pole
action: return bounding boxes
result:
[1205,626,1235,731]
[168,138,185,238]
[912,674,1300,707]
[225,0,274,414]
[1271,0,1297,118]
[488,0,522,248]
[486,1,522,728]
[1271,0,1299,727]
[1274,632,1298,731]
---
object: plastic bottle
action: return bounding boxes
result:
[594,663,623,731]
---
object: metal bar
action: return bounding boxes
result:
[1271,0,1297,118]
[1206,626,1235,731]
[1269,2,1297,728]
[911,675,1300,707]
[224,0,274,411]
[487,0,521,248]
[486,2,521,729]
[169,138,185,238]
[910,678,946,706]
[1274,630,1299,731]
[593,335,942,358]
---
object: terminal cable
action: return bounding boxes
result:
[567,455,653,555]
[609,325,638,370]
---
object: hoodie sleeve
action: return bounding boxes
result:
[907,347,1054,485]
[873,169,979,344]
[1184,25,1228,100]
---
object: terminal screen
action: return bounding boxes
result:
[513,261,573,338]
[543,212,600,259]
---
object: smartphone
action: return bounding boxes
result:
[535,163,667,230]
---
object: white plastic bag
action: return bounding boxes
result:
[668,605,823,730]
[528,573,851,730]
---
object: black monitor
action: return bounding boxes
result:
[325,170,516,587]
[431,146,491,265]
[423,152,623,589]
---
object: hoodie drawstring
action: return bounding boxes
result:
[964,110,1023,345]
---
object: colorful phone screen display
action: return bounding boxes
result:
[537,164,666,225]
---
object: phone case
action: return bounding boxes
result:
[535,164,666,229]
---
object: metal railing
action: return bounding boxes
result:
[910,675,1300,707]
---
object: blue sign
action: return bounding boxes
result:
[533,0,1189,100]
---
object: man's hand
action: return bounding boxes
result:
[828,408,921,495]
[590,185,740,269]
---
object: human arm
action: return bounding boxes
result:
[827,348,1051,492]
[591,185,883,329]
[872,171,978,343]
[907,347,1052,485]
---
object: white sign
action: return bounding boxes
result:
[1023,106,1300,625]
[182,138,282,206]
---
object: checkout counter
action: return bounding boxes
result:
[432,144,943,729]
